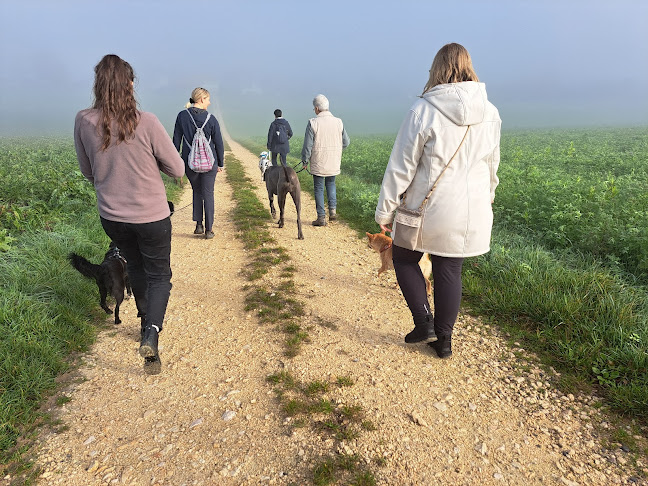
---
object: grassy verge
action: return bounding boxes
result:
[463,228,648,418]
[224,152,380,483]
[237,136,648,423]
[224,153,309,356]
[0,137,182,478]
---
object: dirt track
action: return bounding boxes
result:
[25,133,647,486]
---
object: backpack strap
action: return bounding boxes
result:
[185,108,198,128]
[183,110,212,146]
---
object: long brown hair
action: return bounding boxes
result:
[422,43,479,95]
[92,54,139,150]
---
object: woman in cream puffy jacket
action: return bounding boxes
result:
[375,43,501,358]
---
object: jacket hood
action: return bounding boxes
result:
[422,81,488,126]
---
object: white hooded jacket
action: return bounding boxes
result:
[375,81,501,257]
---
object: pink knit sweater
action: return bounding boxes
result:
[74,109,185,224]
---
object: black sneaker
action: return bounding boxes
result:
[194,223,204,235]
[143,354,161,375]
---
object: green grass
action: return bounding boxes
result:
[0,138,182,473]
[463,227,648,417]
[225,153,309,359]
[268,370,378,484]
[238,128,648,421]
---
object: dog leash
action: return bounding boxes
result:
[293,161,312,175]
[172,202,193,214]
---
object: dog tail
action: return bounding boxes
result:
[68,252,101,280]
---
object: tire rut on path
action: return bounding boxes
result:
[28,132,646,486]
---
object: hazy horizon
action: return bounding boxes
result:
[1,1,647,139]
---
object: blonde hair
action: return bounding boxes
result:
[422,43,479,95]
[185,87,210,108]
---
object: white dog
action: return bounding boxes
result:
[258,151,272,179]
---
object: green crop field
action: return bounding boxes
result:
[239,126,648,419]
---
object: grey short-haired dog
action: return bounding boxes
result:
[259,153,304,240]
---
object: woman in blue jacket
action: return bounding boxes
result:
[173,87,225,239]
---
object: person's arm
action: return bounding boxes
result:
[149,114,185,178]
[267,121,274,150]
[73,113,94,183]
[172,112,183,152]
[301,121,314,164]
[489,137,500,203]
[374,109,424,226]
[212,118,225,168]
[287,121,293,139]
[342,127,350,149]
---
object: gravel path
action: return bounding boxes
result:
[25,134,647,486]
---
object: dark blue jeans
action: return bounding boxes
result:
[100,217,172,331]
[312,175,336,217]
[392,245,464,337]
[185,165,218,231]
[271,151,287,167]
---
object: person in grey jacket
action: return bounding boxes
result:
[266,109,293,167]
[375,43,501,358]
[301,94,350,226]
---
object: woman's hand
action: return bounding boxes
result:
[380,223,392,233]
[217,166,224,172]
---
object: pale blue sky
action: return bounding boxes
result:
[1,0,646,137]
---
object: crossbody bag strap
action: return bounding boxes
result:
[414,125,471,211]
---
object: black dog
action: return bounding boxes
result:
[261,162,304,240]
[68,244,132,324]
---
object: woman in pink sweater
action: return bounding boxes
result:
[74,54,185,375]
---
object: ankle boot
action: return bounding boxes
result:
[143,354,162,375]
[312,215,327,226]
[405,314,436,343]
[428,334,452,358]
[329,208,337,221]
[194,222,204,234]
[139,325,160,359]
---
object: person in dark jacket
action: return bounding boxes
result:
[173,87,225,239]
[266,109,293,167]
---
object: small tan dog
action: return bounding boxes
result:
[366,230,432,295]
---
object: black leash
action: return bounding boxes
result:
[293,162,312,175]
[170,202,193,216]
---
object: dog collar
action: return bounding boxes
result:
[380,242,392,253]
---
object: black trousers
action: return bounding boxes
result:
[100,217,172,331]
[271,151,287,167]
[392,245,464,337]
[185,165,218,231]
